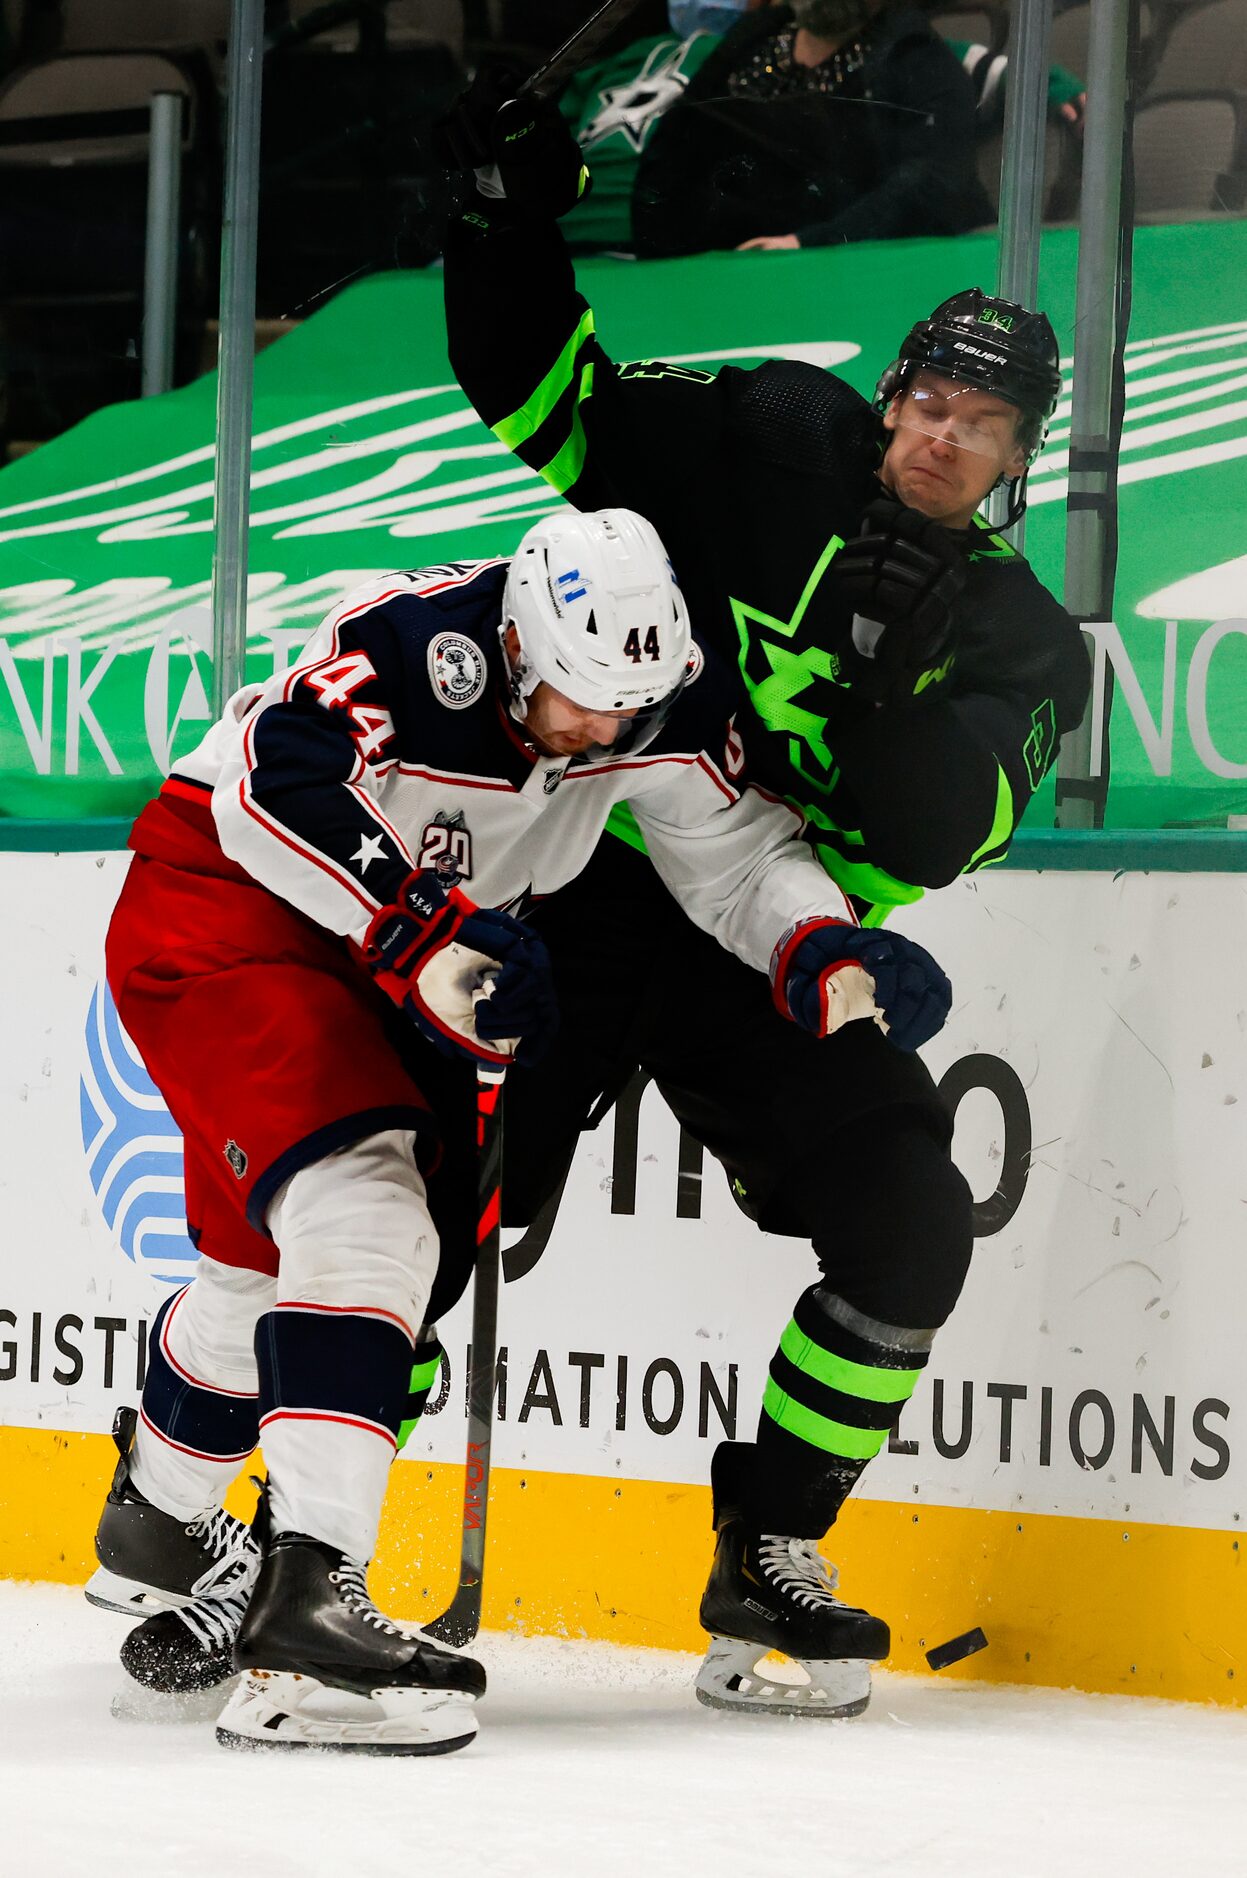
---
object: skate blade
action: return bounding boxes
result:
[111,1678,237,1726]
[695,1637,873,1719]
[84,1566,189,1617]
[215,1671,479,1756]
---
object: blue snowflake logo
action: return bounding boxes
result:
[80,982,198,1286]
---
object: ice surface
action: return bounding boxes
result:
[3,1581,1246,1878]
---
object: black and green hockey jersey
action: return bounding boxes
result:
[442,213,1091,923]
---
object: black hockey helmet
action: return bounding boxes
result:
[875,288,1063,524]
[876,288,1062,441]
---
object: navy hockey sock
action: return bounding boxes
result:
[255,1305,413,1559]
[141,1287,261,1466]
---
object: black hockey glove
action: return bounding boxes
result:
[826,497,967,708]
[433,68,589,221]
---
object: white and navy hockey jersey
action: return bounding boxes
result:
[166,561,854,974]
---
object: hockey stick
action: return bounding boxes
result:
[436,0,650,171]
[425,1062,506,1648]
[421,958,874,1646]
[516,0,652,103]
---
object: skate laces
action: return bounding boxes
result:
[186,1504,247,1561]
[175,1544,261,1654]
[186,1505,258,1597]
[756,1536,842,1611]
[329,1559,422,1640]
[176,1577,254,1654]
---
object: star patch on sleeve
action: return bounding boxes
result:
[351,832,388,873]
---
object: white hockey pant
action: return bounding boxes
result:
[132,1128,439,1561]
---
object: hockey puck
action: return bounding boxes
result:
[925,1627,988,1671]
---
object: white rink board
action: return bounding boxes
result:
[1,852,1244,1535]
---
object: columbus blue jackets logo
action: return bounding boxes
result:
[417,807,472,883]
[428,633,487,709]
[80,982,197,1286]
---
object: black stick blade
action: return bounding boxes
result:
[424,1585,483,1650]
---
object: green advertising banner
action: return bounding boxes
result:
[1,220,1245,828]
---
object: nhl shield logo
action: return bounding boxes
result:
[428,633,487,710]
[224,1139,248,1180]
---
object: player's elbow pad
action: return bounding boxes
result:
[868,823,975,891]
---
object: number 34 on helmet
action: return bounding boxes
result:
[502,508,696,759]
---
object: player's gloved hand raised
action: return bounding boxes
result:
[433,67,589,221]
[357,871,557,1068]
[771,917,952,1053]
[827,496,967,707]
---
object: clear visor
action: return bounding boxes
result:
[577,669,689,764]
[892,383,1015,458]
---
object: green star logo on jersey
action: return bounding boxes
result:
[967,516,1017,561]
[730,535,845,795]
[1023,697,1058,790]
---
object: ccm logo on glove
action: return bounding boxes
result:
[356,870,557,1068]
[434,69,589,220]
[771,917,952,1053]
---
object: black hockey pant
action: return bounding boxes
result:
[467,840,974,1537]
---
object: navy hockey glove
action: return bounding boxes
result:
[358,872,557,1068]
[771,917,952,1053]
[434,69,589,220]
[827,497,967,707]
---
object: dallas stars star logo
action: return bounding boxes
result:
[730,535,846,797]
[580,44,696,153]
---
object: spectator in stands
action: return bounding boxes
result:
[953,34,1087,136]
[554,0,1083,257]
[558,0,760,253]
[632,0,995,254]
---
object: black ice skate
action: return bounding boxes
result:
[85,1407,256,1617]
[119,1529,261,1697]
[215,1526,485,1755]
[696,1443,890,1719]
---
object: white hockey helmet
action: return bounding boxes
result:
[502,507,693,758]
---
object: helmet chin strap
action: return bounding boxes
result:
[998,474,1028,529]
[989,463,1032,530]
[499,618,537,721]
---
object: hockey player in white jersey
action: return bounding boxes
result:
[88,507,950,1753]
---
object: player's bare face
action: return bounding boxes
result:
[523,681,639,757]
[879,373,1028,528]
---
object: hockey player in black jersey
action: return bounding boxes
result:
[439,87,1089,916]
[89,506,950,1748]
[433,81,1092,1716]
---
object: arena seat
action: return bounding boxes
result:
[930,7,1009,55]
[285,0,465,57]
[1132,89,1247,215]
[1145,0,1247,94]
[0,50,195,168]
[0,53,203,442]
[57,0,230,65]
[974,116,1077,219]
